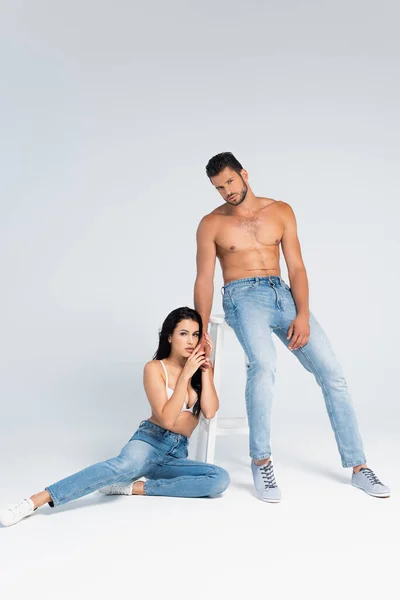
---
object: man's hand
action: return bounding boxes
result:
[287,315,310,350]
[200,332,213,371]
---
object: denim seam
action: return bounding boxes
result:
[226,287,237,309]
[272,332,338,433]
[165,441,182,458]
[150,461,165,480]
[45,486,58,507]
[275,327,365,468]
[145,467,219,494]
[251,452,271,461]
[230,305,255,455]
[226,289,279,459]
[228,296,275,459]
[267,282,284,328]
[296,344,349,462]
[48,459,159,506]
[297,346,339,434]
[342,458,366,468]
[226,283,258,309]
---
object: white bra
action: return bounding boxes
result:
[160,360,194,414]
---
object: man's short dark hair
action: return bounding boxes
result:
[205,152,243,179]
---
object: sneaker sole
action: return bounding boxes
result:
[351,482,390,498]
[0,512,34,527]
[254,491,282,503]
[97,489,133,496]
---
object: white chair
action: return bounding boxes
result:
[195,314,249,464]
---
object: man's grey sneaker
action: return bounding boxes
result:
[251,460,282,503]
[0,498,35,527]
[98,482,134,496]
[352,468,390,498]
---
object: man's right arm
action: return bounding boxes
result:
[194,215,217,333]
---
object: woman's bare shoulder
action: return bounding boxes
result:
[143,360,163,375]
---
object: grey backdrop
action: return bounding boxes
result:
[1,1,399,460]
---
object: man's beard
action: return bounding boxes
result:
[226,179,248,206]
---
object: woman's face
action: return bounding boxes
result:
[168,319,200,358]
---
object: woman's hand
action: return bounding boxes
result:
[182,345,206,379]
[201,333,213,371]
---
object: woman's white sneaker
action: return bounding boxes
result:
[98,482,134,495]
[0,498,35,527]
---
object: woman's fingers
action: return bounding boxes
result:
[191,350,205,362]
[190,345,203,358]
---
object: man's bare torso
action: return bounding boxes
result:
[208,197,284,284]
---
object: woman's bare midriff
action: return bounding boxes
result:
[148,411,200,438]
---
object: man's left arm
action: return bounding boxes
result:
[280,202,310,350]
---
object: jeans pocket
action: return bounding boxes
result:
[225,284,255,309]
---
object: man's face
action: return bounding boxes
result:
[210,167,249,206]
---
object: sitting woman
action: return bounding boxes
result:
[0,307,229,527]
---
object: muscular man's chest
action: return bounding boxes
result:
[216,217,283,253]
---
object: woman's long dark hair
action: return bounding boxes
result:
[153,307,203,417]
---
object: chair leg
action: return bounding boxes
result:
[196,318,250,463]
[195,417,208,462]
[205,414,217,463]
[204,321,224,463]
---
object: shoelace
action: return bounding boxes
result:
[110,483,131,494]
[260,463,277,489]
[109,484,124,493]
[361,468,383,486]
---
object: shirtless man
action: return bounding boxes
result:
[194,151,390,502]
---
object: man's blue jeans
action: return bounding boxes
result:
[222,276,366,468]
